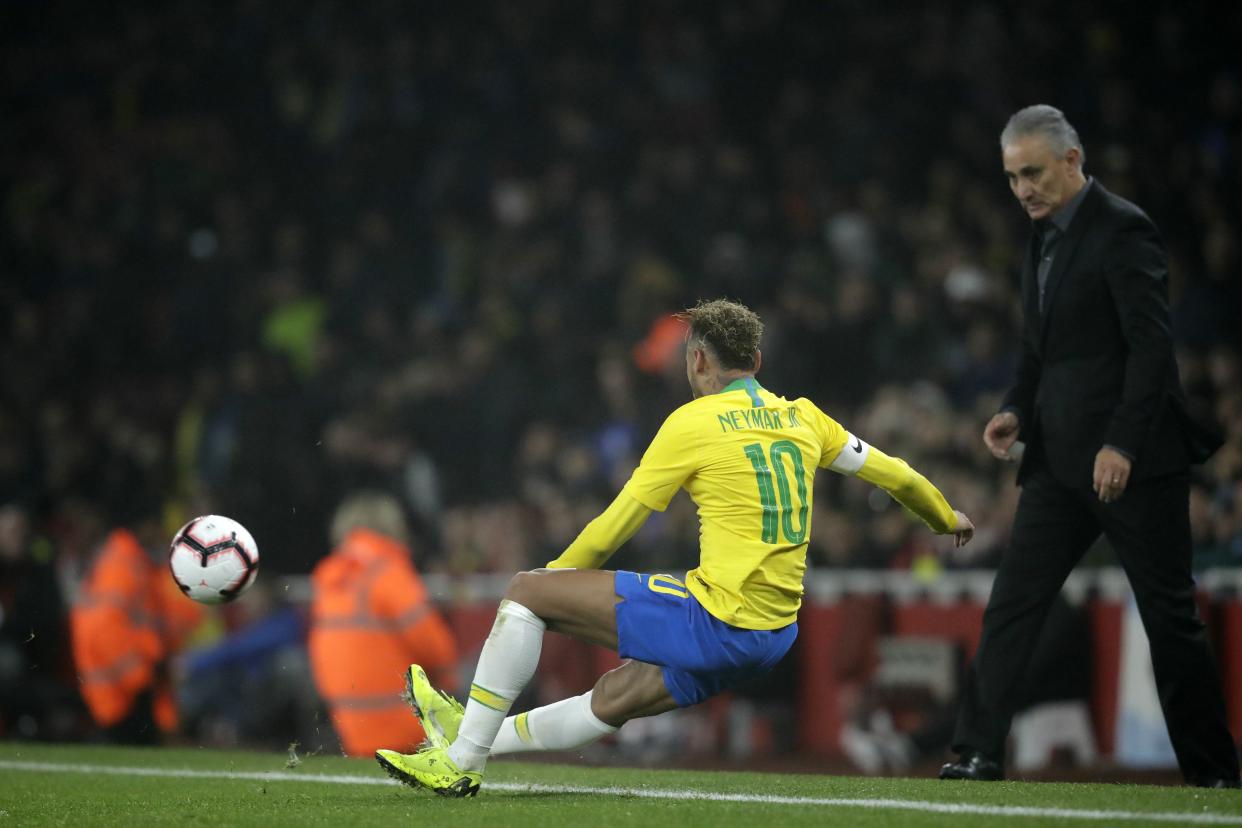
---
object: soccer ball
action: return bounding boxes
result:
[169,515,260,604]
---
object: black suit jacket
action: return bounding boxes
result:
[1001,181,1220,487]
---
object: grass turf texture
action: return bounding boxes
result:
[2,742,1241,826]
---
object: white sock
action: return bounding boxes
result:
[448,599,545,772]
[491,690,619,755]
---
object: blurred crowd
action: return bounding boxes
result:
[2,2,1241,598]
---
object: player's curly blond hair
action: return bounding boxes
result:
[680,299,763,371]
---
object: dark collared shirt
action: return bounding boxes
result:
[1035,176,1093,309]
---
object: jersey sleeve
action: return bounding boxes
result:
[546,491,652,569]
[620,407,700,512]
[856,447,957,533]
[802,399,955,532]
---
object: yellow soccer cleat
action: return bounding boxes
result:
[375,746,481,798]
[402,664,464,749]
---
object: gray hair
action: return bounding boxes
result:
[1000,104,1085,167]
[330,490,410,546]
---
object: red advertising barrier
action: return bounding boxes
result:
[1087,601,1123,757]
[889,601,984,662]
[793,596,885,752]
[1218,602,1242,742]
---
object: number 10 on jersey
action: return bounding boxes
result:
[743,440,809,544]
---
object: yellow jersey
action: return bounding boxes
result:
[619,378,856,628]
[548,377,957,630]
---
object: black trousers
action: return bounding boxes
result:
[951,460,1239,784]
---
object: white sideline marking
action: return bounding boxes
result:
[1,759,1240,825]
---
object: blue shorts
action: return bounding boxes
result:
[614,570,798,707]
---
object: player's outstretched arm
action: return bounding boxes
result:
[853,446,974,547]
[545,491,653,570]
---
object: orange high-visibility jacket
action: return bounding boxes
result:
[71,529,203,731]
[308,528,459,757]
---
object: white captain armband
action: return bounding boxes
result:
[829,432,871,475]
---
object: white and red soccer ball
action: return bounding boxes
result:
[169,515,260,604]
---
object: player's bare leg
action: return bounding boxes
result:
[588,659,678,725]
[504,568,621,648]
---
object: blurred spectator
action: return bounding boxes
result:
[69,508,204,743]
[308,491,458,757]
[177,582,327,751]
[0,2,1238,577]
[0,503,80,740]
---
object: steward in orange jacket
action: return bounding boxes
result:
[309,495,458,757]
[71,527,203,740]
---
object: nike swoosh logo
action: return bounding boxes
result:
[851,437,863,453]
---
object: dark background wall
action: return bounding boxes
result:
[2,1,1240,576]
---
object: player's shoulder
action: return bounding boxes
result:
[760,392,847,442]
[668,395,708,418]
[783,394,838,423]
[657,397,709,432]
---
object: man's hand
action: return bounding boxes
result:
[983,412,1020,461]
[948,510,975,548]
[1093,446,1132,503]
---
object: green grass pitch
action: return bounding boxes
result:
[2,742,1240,826]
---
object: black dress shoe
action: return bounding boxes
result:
[1199,777,1241,789]
[938,751,1004,781]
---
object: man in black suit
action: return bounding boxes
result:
[939,104,1240,787]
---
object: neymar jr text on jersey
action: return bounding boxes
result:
[717,406,802,433]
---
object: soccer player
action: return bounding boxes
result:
[376,299,975,796]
